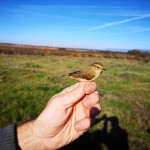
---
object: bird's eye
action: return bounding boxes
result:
[96,66,99,69]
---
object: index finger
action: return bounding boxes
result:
[84,82,97,94]
[60,82,97,95]
[60,82,82,94]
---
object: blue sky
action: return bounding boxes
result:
[0,0,150,51]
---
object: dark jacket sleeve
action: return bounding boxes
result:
[0,124,19,150]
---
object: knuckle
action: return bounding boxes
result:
[92,93,100,103]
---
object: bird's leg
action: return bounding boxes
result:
[95,89,104,97]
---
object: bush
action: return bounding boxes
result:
[59,48,66,51]
[127,49,141,55]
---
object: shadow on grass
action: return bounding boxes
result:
[60,115,129,150]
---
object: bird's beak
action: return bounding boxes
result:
[103,68,107,71]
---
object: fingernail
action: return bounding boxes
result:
[85,99,92,107]
[87,86,93,93]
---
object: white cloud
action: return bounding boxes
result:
[89,14,150,31]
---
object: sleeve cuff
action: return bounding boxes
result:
[0,124,19,150]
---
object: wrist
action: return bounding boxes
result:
[17,120,45,150]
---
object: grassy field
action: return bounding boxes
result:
[0,52,150,149]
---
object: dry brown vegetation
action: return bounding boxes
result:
[0,43,149,62]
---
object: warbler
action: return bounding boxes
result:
[68,62,107,81]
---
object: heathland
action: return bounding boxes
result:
[0,44,150,150]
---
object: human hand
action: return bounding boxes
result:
[18,82,101,150]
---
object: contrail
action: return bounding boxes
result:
[90,14,150,31]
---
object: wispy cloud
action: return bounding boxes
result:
[89,14,150,31]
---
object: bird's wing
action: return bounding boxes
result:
[81,68,95,80]
[68,70,81,76]
[69,68,95,81]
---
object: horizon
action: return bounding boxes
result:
[1,42,150,53]
[0,0,150,50]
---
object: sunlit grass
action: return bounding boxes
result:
[0,54,150,149]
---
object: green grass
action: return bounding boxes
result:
[0,54,150,150]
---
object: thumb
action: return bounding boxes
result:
[57,82,86,108]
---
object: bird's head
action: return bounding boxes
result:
[91,62,107,73]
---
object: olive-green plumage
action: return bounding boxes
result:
[68,62,106,81]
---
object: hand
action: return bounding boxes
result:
[18,82,101,150]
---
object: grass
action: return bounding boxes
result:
[0,54,150,150]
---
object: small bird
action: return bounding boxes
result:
[68,62,107,81]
